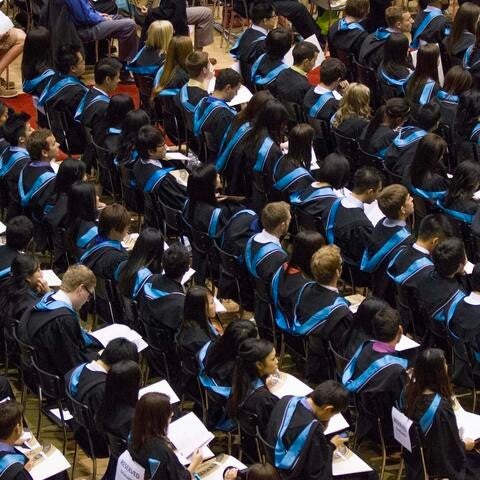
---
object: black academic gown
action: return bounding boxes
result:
[360,124,396,158]
[303,87,339,123]
[443,31,475,66]
[327,19,369,61]
[0,245,19,281]
[251,55,288,95]
[240,383,279,436]
[276,67,311,107]
[358,28,392,70]
[45,192,69,271]
[76,87,110,143]
[334,116,369,141]
[411,8,450,45]
[22,68,56,128]
[384,127,426,177]
[377,63,411,100]
[127,46,164,77]
[461,45,480,89]
[271,156,313,202]
[0,448,32,480]
[103,404,134,440]
[0,147,29,220]
[80,238,128,281]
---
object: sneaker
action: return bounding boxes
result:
[0,77,15,89]
[0,85,18,98]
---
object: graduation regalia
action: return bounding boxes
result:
[463,44,480,88]
[443,30,475,66]
[276,67,312,107]
[327,18,368,61]
[271,155,313,201]
[193,96,236,164]
[436,89,460,129]
[303,88,339,123]
[266,395,334,480]
[411,6,450,48]
[0,447,30,480]
[250,54,288,94]
[22,68,56,128]
[384,126,427,177]
[358,28,393,70]
[405,78,439,122]
[126,46,165,76]
[377,63,411,100]
[73,221,98,262]
[74,86,110,142]
[37,73,88,154]
[0,245,20,281]
[360,125,396,159]
[342,341,407,443]
[18,292,101,377]
[0,147,29,219]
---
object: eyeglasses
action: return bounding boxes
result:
[83,285,94,298]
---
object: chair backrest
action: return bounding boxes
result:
[329,340,349,380]
[13,327,36,371]
[357,146,384,171]
[106,431,127,459]
[159,199,184,239]
[154,95,184,147]
[133,73,154,110]
[119,165,145,215]
[236,409,259,438]
[214,240,241,277]
[283,100,307,126]
[292,206,325,237]
[255,424,274,464]
[307,116,333,159]
[31,358,65,400]
[383,163,403,186]
[66,389,95,431]
[353,60,381,110]
[332,129,359,177]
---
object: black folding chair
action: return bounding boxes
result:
[353,60,382,110]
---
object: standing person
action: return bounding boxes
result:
[411,0,451,48]
[462,13,480,88]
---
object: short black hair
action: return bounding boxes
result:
[94,57,122,84]
[250,0,276,23]
[320,58,347,85]
[417,103,441,131]
[432,237,466,277]
[163,243,190,279]
[373,306,400,342]
[6,215,34,250]
[471,264,480,291]
[214,68,241,91]
[317,153,350,189]
[55,44,84,75]
[136,125,164,158]
[293,41,319,65]
[265,27,292,59]
[0,401,21,440]
[100,338,139,366]
[3,112,30,146]
[352,166,383,194]
[417,214,455,242]
[310,380,349,412]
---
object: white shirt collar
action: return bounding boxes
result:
[425,5,442,12]
[313,85,342,100]
[383,218,407,228]
[93,86,108,96]
[412,243,430,255]
[251,24,268,35]
[341,194,364,210]
[465,291,480,306]
[52,289,73,308]
[320,284,339,292]
[255,229,281,245]
[86,360,108,373]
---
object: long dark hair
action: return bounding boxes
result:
[117,228,164,297]
[381,34,410,77]
[250,99,288,152]
[227,338,274,418]
[442,65,472,95]
[446,2,480,56]
[21,27,52,80]
[456,90,480,139]
[406,44,439,100]
[405,348,453,418]
[445,160,480,206]
[117,109,151,165]
[285,123,314,169]
[407,133,447,188]
[54,158,86,198]
[352,296,388,339]
[205,320,258,375]
[232,90,273,130]
[105,94,135,129]
[289,230,325,278]
[101,360,141,430]
[131,392,172,451]
[181,286,215,339]
[186,163,218,206]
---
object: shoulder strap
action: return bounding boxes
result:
[419,80,436,106]
[144,166,175,193]
[325,198,342,245]
[18,170,56,207]
[411,10,444,48]
[197,341,232,398]
[245,238,283,279]
[216,122,252,173]
[22,68,55,93]
[386,249,433,285]
[436,200,474,224]
[253,137,275,173]
[309,91,335,118]
[208,208,223,237]
[0,150,29,177]
[79,240,123,264]
[419,393,441,434]
[76,226,99,249]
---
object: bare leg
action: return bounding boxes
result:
[0,28,26,76]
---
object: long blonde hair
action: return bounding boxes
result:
[153,36,193,95]
[331,83,371,128]
[145,20,173,52]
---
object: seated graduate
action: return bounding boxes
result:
[327,0,369,61]
[198,320,258,412]
[74,57,121,146]
[95,93,134,150]
[21,27,55,128]
[303,57,345,130]
[410,0,451,48]
[342,296,388,358]
[327,166,382,267]
[359,7,413,70]
[361,184,414,301]
[405,44,440,122]
[100,359,141,441]
[0,215,33,283]
[246,99,288,211]
[330,83,371,141]
[227,338,279,444]
[128,392,204,480]
[342,305,407,445]
[193,68,240,164]
[230,0,277,91]
[18,264,102,377]
[442,160,480,221]
[403,133,449,200]
[276,41,319,107]
[463,20,480,89]
[377,33,413,100]
[250,27,291,94]
[152,35,193,98]
[449,264,480,388]
[65,338,138,458]
[65,182,99,261]
[174,51,210,151]
[79,203,129,284]
[360,97,410,160]
[139,243,190,382]
[384,102,441,177]
[132,125,187,225]
[455,90,480,159]
[216,90,272,196]
[0,112,32,220]
[45,158,86,272]
[289,153,350,228]
[116,227,164,302]
[127,20,173,77]
[403,348,480,480]
[271,123,314,201]
[37,44,88,155]
[0,254,50,321]
[416,237,468,337]
[446,2,479,67]
[266,380,349,480]
[387,214,455,333]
